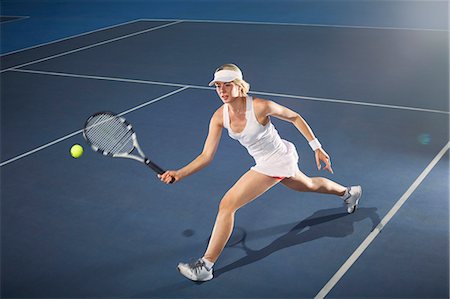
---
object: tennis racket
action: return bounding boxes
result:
[83,111,174,183]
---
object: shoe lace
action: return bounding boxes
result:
[190,259,207,274]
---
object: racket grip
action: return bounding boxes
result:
[145,159,175,184]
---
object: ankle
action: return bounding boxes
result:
[340,187,350,199]
[202,257,215,270]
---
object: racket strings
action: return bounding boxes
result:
[85,114,134,154]
[88,119,133,154]
[93,115,131,152]
[91,115,133,153]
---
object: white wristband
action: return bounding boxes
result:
[308,138,322,151]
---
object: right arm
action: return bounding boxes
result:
[159,107,223,184]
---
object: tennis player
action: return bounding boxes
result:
[159,64,362,282]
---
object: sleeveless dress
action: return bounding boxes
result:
[222,96,300,178]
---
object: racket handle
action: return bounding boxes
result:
[145,159,175,184]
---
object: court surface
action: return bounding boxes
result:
[1,2,449,298]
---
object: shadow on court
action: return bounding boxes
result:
[140,207,380,297]
[215,207,380,277]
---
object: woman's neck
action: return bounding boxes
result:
[227,96,246,115]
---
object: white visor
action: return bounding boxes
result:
[208,69,243,86]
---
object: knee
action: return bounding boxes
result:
[303,177,319,192]
[218,194,239,215]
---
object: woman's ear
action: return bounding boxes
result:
[239,86,245,97]
[231,84,240,98]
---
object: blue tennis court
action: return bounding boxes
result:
[1,1,448,298]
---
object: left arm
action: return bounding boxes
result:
[255,98,334,174]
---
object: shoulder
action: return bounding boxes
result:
[253,97,273,108]
[252,97,269,105]
[210,105,224,127]
[252,97,291,117]
[252,97,271,116]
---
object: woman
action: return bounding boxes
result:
[159,64,362,282]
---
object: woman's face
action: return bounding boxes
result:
[215,82,240,103]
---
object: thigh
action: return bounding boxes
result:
[280,170,313,191]
[222,170,281,210]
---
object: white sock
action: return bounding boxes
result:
[202,257,214,270]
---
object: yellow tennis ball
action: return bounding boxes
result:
[70,144,84,158]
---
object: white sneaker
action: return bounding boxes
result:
[177,258,213,282]
[343,186,362,214]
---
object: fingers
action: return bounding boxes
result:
[158,171,176,184]
[315,151,321,171]
[320,153,333,173]
[315,150,334,174]
[159,174,174,184]
[323,162,334,174]
[317,159,333,173]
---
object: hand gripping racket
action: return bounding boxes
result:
[83,111,174,183]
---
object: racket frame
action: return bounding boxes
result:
[83,111,166,175]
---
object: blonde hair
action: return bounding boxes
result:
[215,64,250,96]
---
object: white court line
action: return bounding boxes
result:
[0,86,189,167]
[142,18,449,32]
[1,19,144,57]
[252,90,450,115]
[0,15,30,25]
[2,17,445,58]
[10,68,450,115]
[10,68,190,88]
[0,20,183,73]
[0,15,29,18]
[314,141,450,299]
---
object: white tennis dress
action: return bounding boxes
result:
[223,96,300,178]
